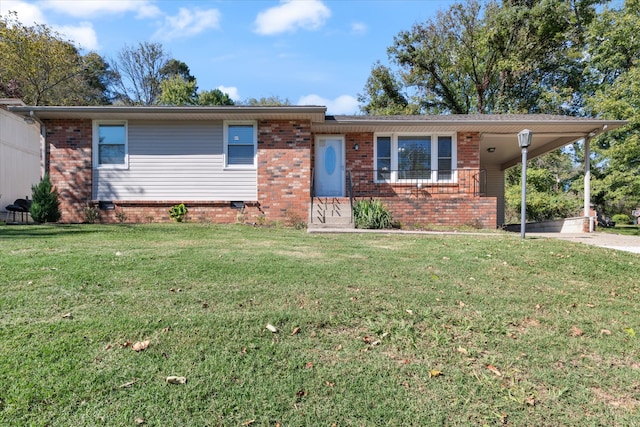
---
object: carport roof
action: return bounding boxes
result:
[315,114,627,170]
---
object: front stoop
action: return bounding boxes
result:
[308,197,354,229]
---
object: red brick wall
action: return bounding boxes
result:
[92,201,262,224]
[378,196,497,229]
[257,120,312,223]
[44,119,92,223]
[344,131,496,228]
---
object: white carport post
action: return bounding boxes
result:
[583,136,592,232]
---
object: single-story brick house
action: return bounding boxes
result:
[7,105,625,228]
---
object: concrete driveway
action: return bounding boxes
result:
[528,232,640,254]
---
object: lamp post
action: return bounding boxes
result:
[518,129,533,239]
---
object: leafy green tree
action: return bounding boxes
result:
[358,62,417,115]
[584,0,640,216]
[160,59,196,83]
[30,174,61,223]
[239,96,292,106]
[157,75,198,105]
[361,0,602,115]
[198,88,234,106]
[0,12,111,105]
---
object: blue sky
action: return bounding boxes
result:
[1,0,456,114]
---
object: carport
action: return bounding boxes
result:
[476,115,627,231]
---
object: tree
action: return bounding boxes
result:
[111,42,170,105]
[30,174,61,223]
[157,75,198,105]
[358,62,416,115]
[583,0,640,216]
[360,0,602,115]
[198,89,234,106]
[160,59,196,83]
[0,12,111,105]
[239,96,292,106]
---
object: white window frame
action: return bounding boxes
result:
[224,121,257,169]
[93,120,128,169]
[374,132,457,183]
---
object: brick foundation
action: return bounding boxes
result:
[89,201,263,224]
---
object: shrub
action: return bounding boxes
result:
[612,214,632,225]
[30,174,61,223]
[83,204,100,223]
[169,203,188,222]
[353,199,392,229]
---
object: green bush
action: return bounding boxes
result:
[612,214,632,225]
[169,203,188,222]
[353,199,393,229]
[30,174,61,223]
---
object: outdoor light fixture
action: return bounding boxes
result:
[518,129,533,239]
[487,147,496,153]
[353,143,359,151]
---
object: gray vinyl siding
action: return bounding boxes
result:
[93,120,257,201]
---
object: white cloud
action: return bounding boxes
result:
[53,22,99,50]
[351,22,367,35]
[254,0,330,35]
[218,86,240,101]
[41,0,161,19]
[297,94,359,115]
[0,0,47,24]
[152,7,221,40]
[0,1,98,50]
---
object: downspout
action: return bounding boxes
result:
[26,111,46,179]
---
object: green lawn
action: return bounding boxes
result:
[1,224,639,426]
[601,224,640,236]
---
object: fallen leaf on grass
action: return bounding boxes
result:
[291,327,300,336]
[406,309,413,315]
[166,376,187,384]
[119,380,138,388]
[242,420,255,426]
[486,364,502,376]
[601,329,611,336]
[132,340,150,352]
[325,381,335,387]
[266,324,278,333]
[526,396,536,406]
[570,326,584,337]
[134,417,145,425]
[305,361,314,369]
[296,389,307,398]
[61,313,73,319]
[429,369,443,378]
[625,327,636,338]
[457,347,468,355]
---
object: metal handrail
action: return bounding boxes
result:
[310,168,315,224]
[347,170,354,224]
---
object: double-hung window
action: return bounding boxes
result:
[224,121,257,168]
[375,133,456,183]
[94,121,128,168]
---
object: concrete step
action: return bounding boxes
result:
[310,197,354,229]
